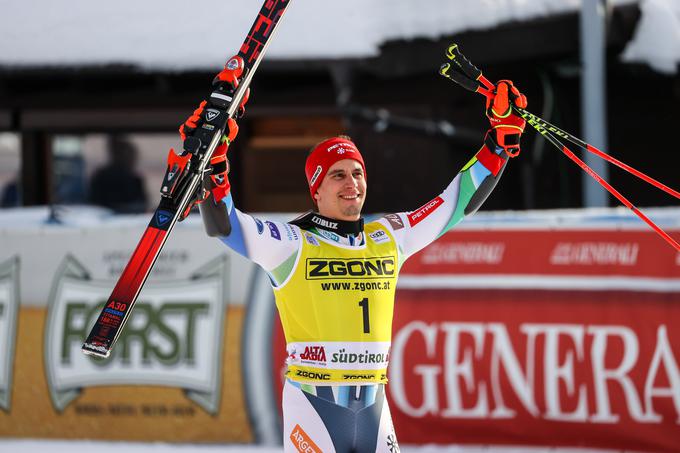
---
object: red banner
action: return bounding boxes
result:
[389,289,680,452]
[272,229,680,452]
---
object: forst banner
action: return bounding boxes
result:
[269,229,680,453]
[0,221,258,443]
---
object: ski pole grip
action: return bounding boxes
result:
[445,43,482,81]
[439,63,480,92]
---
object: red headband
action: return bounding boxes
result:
[305,137,366,198]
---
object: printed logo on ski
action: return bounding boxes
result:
[155,210,173,227]
[205,109,221,122]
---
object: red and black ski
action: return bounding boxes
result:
[82,0,292,358]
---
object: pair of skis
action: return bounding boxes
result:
[440,44,680,252]
[81,0,292,358]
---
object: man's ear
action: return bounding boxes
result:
[314,192,320,201]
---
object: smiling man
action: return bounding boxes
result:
[188,79,527,453]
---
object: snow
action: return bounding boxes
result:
[0,440,635,453]
[620,0,680,73]
[1,0,677,74]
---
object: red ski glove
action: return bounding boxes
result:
[177,117,239,219]
[179,55,250,141]
[485,80,527,157]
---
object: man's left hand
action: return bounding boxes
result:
[485,80,527,157]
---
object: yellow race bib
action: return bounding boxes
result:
[274,222,399,384]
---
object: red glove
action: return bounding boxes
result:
[179,55,250,141]
[485,80,527,157]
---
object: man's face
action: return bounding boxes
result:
[314,159,366,221]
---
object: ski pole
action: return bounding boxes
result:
[521,113,680,252]
[438,43,680,252]
[513,106,680,200]
[440,44,680,200]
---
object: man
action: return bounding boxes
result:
[90,136,148,213]
[184,67,527,452]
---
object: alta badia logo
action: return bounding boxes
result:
[0,257,19,412]
[44,255,228,414]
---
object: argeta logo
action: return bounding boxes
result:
[155,210,173,227]
[290,424,321,453]
[205,109,220,122]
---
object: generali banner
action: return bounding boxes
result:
[270,229,680,452]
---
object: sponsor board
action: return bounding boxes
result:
[550,242,639,266]
[44,255,228,414]
[404,230,680,279]
[421,242,505,265]
[388,290,680,452]
[0,257,19,412]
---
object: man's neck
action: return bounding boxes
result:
[289,211,364,236]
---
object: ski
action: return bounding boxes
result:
[82,0,292,358]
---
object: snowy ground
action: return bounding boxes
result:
[0,440,641,453]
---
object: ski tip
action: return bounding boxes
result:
[81,342,111,359]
